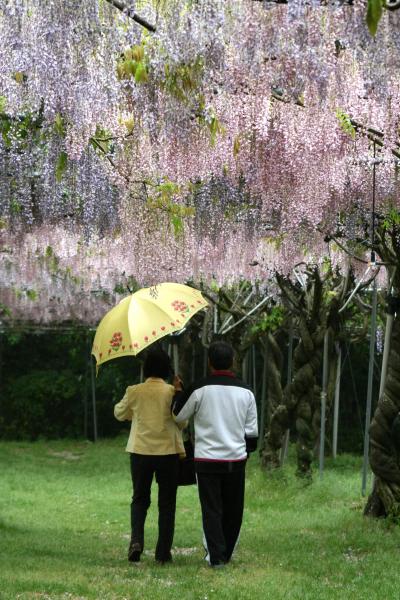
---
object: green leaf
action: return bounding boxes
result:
[171,215,183,238]
[0,302,12,317]
[1,117,12,147]
[26,289,38,301]
[210,279,220,293]
[55,151,68,182]
[233,136,241,158]
[0,96,6,113]
[54,113,65,137]
[366,0,383,36]
[126,60,137,77]
[13,71,27,84]
[335,109,356,139]
[10,198,21,214]
[134,62,148,83]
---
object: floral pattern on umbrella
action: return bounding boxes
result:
[110,331,123,352]
[171,300,190,313]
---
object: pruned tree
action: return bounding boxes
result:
[261,262,355,478]
[364,217,400,517]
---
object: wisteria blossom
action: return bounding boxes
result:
[1,0,400,322]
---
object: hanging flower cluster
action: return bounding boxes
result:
[1,1,400,323]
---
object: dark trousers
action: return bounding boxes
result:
[130,453,179,561]
[197,467,246,565]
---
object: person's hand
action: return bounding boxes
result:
[173,374,183,391]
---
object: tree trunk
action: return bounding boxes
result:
[292,340,323,478]
[365,310,400,517]
[262,327,324,477]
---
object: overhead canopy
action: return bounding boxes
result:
[1,1,400,323]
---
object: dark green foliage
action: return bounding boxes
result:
[1,369,80,440]
[0,98,44,149]
[0,329,140,441]
[0,327,378,448]
[336,340,379,454]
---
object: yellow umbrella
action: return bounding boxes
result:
[91,282,208,367]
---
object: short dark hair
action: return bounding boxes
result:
[208,341,234,370]
[143,347,172,380]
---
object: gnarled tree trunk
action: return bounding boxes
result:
[262,265,353,478]
[365,310,400,517]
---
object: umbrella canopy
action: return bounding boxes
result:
[91,282,208,367]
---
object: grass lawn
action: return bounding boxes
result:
[1,437,399,600]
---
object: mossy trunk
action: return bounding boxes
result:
[292,337,323,478]
[262,326,325,477]
[365,311,400,517]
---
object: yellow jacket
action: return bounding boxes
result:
[114,377,186,456]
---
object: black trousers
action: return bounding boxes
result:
[130,453,179,561]
[197,466,246,565]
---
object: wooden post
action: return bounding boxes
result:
[173,342,179,375]
[203,346,208,376]
[280,324,294,465]
[191,342,196,381]
[319,330,329,480]
[332,343,342,459]
[362,280,378,496]
[83,331,90,438]
[258,347,268,448]
[89,351,98,442]
[252,345,257,393]
[242,352,249,383]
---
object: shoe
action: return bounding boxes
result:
[210,561,226,569]
[128,542,142,562]
[155,552,172,565]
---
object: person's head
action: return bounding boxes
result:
[143,347,172,380]
[208,340,234,371]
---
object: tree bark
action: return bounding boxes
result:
[262,266,353,478]
[365,310,400,516]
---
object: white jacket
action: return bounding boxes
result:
[173,371,258,464]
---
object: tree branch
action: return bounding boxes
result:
[104,0,156,32]
[271,88,400,160]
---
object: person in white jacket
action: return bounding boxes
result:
[173,340,258,568]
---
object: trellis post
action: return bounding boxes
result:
[332,343,342,459]
[252,345,257,395]
[89,349,98,442]
[172,341,179,375]
[258,347,268,448]
[362,280,378,496]
[280,323,294,465]
[319,330,329,479]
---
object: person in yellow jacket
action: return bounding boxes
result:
[114,347,186,564]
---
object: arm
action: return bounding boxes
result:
[245,392,258,453]
[172,386,198,423]
[114,387,134,421]
[168,381,188,430]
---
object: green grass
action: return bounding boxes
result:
[0,438,399,600]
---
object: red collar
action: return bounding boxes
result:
[211,370,235,378]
